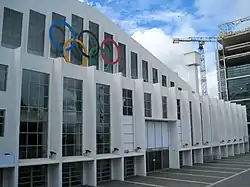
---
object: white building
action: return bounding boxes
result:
[0,0,249,186]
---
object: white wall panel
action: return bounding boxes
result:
[155,123,163,148]
[201,96,211,144]
[162,123,169,148]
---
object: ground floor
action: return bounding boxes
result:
[99,152,250,187]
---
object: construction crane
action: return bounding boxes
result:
[173,37,217,96]
[218,16,250,36]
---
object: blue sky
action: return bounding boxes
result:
[81,0,250,96]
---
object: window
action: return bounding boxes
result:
[97,159,111,183]
[228,77,250,100]
[178,87,182,91]
[18,165,47,187]
[124,157,134,177]
[0,64,8,91]
[170,81,175,87]
[177,99,181,120]
[62,162,83,187]
[19,70,49,159]
[96,84,110,154]
[27,10,46,56]
[104,32,113,73]
[131,52,138,79]
[89,21,99,68]
[0,110,5,137]
[162,75,167,87]
[50,12,66,58]
[142,60,148,82]
[189,101,194,145]
[123,89,133,116]
[1,7,23,49]
[152,68,158,83]
[162,96,167,118]
[70,14,83,65]
[118,42,126,77]
[63,77,83,157]
[144,93,152,117]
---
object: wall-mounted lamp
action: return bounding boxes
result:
[84,149,91,156]
[221,140,225,143]
[4,152,10,156]
[135,147,141,152]
[49,151,57,159]
[183,143,188,147]
[239,139,242,141]
[124,149,129,153]
[234,139,237,142]
[112,148,119,153]
[195,142,199,146]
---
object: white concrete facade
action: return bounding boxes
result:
[0,0,249,186]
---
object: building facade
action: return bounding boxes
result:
[0,0,249,186]
[217,29,250,137]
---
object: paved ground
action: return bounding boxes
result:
[98,152,250,187]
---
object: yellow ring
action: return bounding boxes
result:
[63,39,88,66]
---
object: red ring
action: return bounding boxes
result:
[101,38,121,65]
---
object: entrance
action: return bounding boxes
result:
[0,169,2,187]
[146,149,169,172]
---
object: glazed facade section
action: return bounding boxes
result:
[0,0,249,186]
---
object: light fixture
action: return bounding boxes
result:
[112,148,119,153]
[49,151,57,159]
[85,149,91,155]
[135,147,142,152]
[124,149,129,153]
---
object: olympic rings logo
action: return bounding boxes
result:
[49,20,121,71]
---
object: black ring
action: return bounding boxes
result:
[77,30,100,58]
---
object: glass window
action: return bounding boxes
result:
[226,63,250,78]
[89,21,99,68]
[27,10,45,56]
[131,52,138,79]
[50,12,66,58]
[62,77,83,157]
[162,75,167,87]
[123,89,133,116]
[189,101,194,145]
[97,159,111,183]
[19,69,49,159]
[152,68,158,83]
[170,81,175,87]
[96,84,110,154]
[144,93,152,117]
[1,7,23,49]
[227,77,250,100]
[0,110,5,137]
[70,14,83,65]
[177,99,181,120]
[0,64,8,91]
[118,42,126,77]
[124,157,134,178]
[142,60,148,82]
[104,32,113,73]
[18,165,47,187]
[162,96,167,118]
[62,162,83,187]
[200,103,204,143]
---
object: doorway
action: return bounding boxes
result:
[146,149,169,172]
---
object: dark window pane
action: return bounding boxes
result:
[28,10,46,56]
[104,32,113,73]
[118,42,126,77]
[70,14,83,65]
[162,75,167,87]
[170,81,175,87]
[142,60,148,82]
[131,52,138,79]
[152,68,158,83]
[1,7,23,49]
[50,12,65,58]
[0,64,8,91]
[89,21,99,68]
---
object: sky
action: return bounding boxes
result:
[81,0,250,97]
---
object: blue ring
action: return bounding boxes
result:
[49,20,76,51]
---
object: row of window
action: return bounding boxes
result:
[1,7,177,86]
[18,159,135,186]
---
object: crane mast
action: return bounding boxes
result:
[173,37,217,96]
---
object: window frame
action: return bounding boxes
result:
[144,93,152,117]
[162,96,167,118]
[162,75,167,87]
[152,68,158,83]
[0,109,5,137]
[123,89,133,116]
[131,52,138,79]
[177,99,181,120]
[142,60,149,82]
[0,64,8,92]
